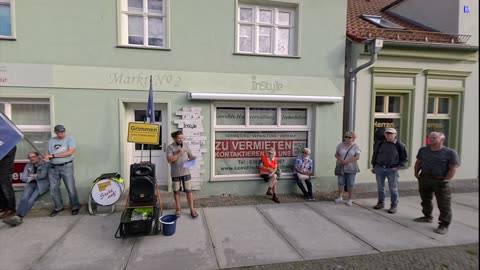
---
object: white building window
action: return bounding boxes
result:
[214,105,310,179]
[0,99,51,159]
[373,95,403,142]
[426,96,452,146]
[236,3,297,56]
[0,0,14,38]
[119,0,168,48]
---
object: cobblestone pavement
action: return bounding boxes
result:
[228,243,479,270]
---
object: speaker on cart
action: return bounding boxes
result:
[129,162,156,202]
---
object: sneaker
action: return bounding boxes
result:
[414,216,433,223]
[309,196,317,201]
[435,225,448,235]
[3,215,23,227]
[373,203,384,210]
[387,205,397,214]
[345,200,353,206]
[334,197,343,203]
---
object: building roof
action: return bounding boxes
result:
[347,0,470,45]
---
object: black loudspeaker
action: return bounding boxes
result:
[129,162,156,202]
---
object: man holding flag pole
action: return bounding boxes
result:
[0,113,23,219]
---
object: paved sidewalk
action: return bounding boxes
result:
[0,192,478,270]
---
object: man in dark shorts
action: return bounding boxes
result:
[167,130,198,218]
[414,132,459,234]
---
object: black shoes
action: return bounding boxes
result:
[414,216,433,223]
[266,188,273,196]
[49,208,64,217]
[373,203,384,210]
[71,208,80,215]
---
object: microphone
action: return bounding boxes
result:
[180,143,183,148]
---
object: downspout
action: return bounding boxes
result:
[348,39,383,131]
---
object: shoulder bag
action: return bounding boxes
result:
[334,144,354,176]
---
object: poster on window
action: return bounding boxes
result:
[426,119,449,146]
[373,118,401,143]
[215,131,307,175]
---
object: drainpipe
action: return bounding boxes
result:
[348,39,383,131]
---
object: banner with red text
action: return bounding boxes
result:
[215,131,307,175]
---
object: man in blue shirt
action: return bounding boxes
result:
[45,125,80,216]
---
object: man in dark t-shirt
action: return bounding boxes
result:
[414,132,459,235]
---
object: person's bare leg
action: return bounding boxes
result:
[271,175,278,193]
[174,193,182,216]
[187,192,195,212]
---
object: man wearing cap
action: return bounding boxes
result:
[45,125,81,216]
[370,127,408,214]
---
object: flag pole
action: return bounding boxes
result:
[147,75,154,163]
[0,112,44,158]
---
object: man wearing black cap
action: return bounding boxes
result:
[370,127,408,214]
[45,125,80,216]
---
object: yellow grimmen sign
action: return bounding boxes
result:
[127,123,160,144]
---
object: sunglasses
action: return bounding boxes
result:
[344,136,352,139]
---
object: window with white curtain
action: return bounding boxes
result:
[119,0,168,48]
[0,0,14,38]
[237,3,297,56]
[0,99,51,159]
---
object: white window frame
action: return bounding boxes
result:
[118,0,169,49]
[374,95,403,120]
[212,103,311,181]
[427,96,451,120]
[236,3,297,56]
[0,98,51,161]
[0,0,15,39]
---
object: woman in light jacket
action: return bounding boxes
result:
[334,131,361,206]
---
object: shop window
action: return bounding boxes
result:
[236,2,298,56]
[0,0,14,38]
[425,96,452,147]
[214,105,310,179]
[373,95,404,142]
[0,99,51,160]
[119,0,168,48]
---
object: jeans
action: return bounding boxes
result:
[17,182,40,217]
[338,173,356,190]
[374,165,399,206]
[0,174,16,211]
[49,162,80,210]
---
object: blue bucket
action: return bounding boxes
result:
[159,214,177,236]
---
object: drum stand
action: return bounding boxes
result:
[88,194,116,216]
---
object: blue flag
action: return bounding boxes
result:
[0,113,24,160]
[146,75,155,123]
